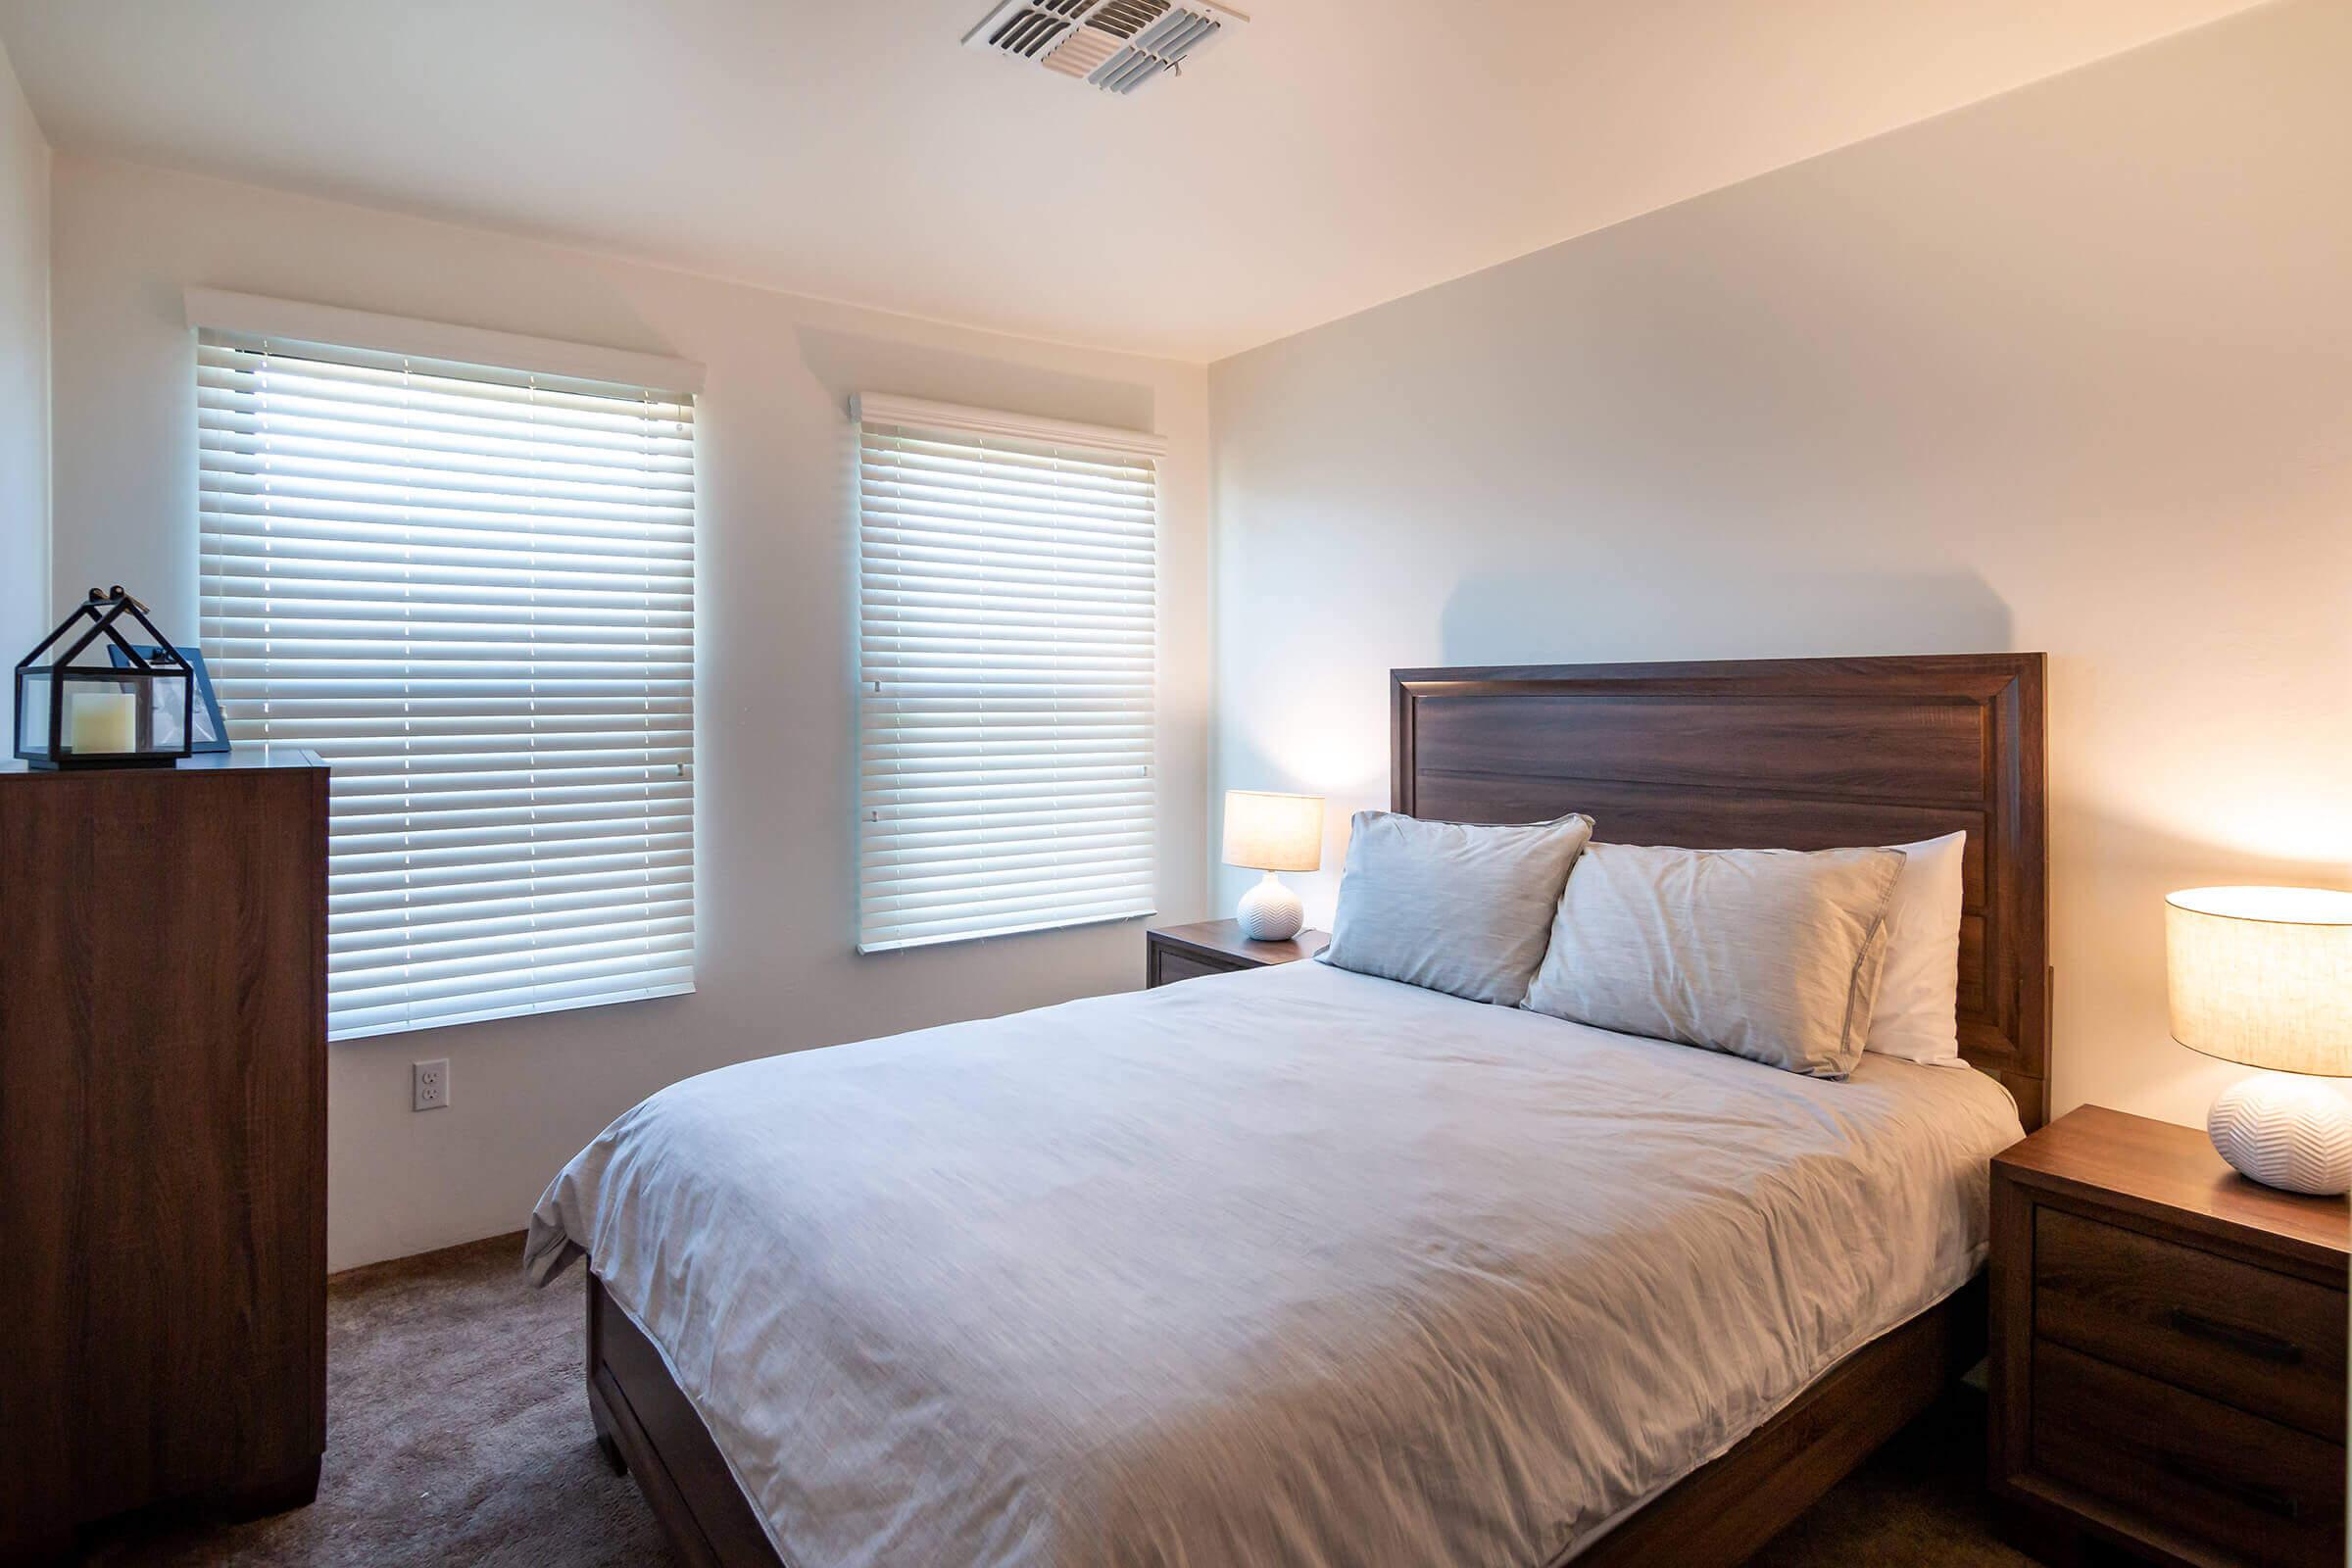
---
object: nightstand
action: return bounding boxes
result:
[1146,918,1328,988]
[1990,1105,2350,1568]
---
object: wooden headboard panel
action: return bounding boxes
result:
[1393,655,2049,1128]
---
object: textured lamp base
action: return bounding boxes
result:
[2207,1073,2352,1196]
[1236,871,1304,942]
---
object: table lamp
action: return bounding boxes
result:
[2166,886,2352,1196]
[1222,790,1324,941]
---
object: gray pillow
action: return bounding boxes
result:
[1522,842,1904,1077]
[1316,810,1595,1004]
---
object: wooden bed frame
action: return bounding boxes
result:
[585,652,2050,1568]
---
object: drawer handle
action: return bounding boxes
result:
[2157,1453,2302,1522]
[2167,1307,2304,1365]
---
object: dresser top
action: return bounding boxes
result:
[1996,1103,2350,1270]
[2,746,325,778]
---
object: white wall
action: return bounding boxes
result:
[1209,0,2352,1133]
[0,34,45,694]
[47,156,1212,1270]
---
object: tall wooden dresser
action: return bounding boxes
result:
[0,750,328,1561]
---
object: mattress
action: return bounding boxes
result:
[528,956,2023,1568]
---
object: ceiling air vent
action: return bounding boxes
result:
[964,0,1247,95]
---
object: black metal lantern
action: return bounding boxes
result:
[14,586,196,769]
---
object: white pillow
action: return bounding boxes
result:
[1316,810,1595,1005]
[1523,841,1905,1078]
[1864,831,1967,1066]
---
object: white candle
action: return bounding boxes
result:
[66,690,137,755]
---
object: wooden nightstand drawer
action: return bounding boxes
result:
[1146,921,1328,990]
[2035,1206,2347,1438]
[1152,948,1238,987]
[2032,1341,2346,1568]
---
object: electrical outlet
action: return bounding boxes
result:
[413,1058,451,1112]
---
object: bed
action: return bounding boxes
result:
[530,653,2050,1568]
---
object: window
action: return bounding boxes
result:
[854,394,1161,952]
[197,318,696,1039]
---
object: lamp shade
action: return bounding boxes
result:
[2166,886,2352,1078]
[1222,790,1324,873]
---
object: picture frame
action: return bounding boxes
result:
[109,643,231,753]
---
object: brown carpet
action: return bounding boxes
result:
[79,1235,2037,1566]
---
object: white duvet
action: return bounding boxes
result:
[528,957,2022,1568]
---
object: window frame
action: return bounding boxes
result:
[188,291,703,1041]
[850,393,1166,955]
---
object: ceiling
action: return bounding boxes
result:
[0,0,2272,363]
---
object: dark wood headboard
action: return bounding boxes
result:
[1392,655,2049,1128]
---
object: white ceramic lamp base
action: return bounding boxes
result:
[1236,871,1304,942]
[2207,1072,2352,1196]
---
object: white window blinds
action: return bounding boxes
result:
[854,394,1161,953]
[197,326,696,1040]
